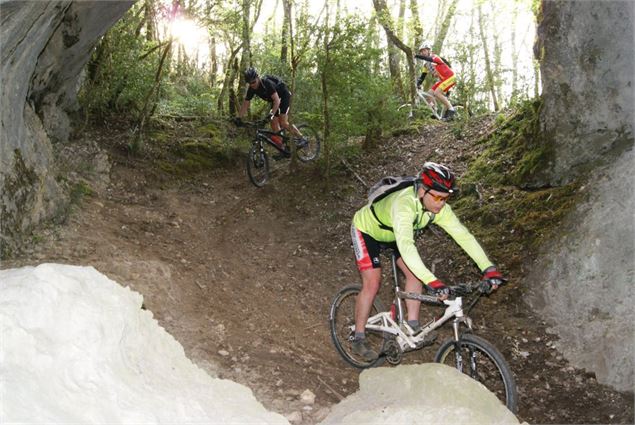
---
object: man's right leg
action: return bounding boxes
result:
[353,268,381,361]
[351,225,382,361]
[270,116,284,149]
[354,268,382,335]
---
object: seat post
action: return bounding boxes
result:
[390,251,400,290]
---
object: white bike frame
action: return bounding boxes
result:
[362,294,473,352]
[398,88,446,120]
[352,253,474,353]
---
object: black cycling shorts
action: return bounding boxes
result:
[351,224,401,271]
[273,90,291,116]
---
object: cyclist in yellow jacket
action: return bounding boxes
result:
[350,162,505,361]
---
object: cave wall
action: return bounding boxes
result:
[0,1,133,257]
[527,0,634,391]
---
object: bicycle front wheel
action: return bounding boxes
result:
[246,143,269,187]
[294,124,320,162]
[328,284,386,369]
[434,334,518,413]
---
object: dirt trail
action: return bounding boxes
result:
[3,119,633,424]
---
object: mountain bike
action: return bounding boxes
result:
[328,250,518,413]
[237,118,320,187]
[398,87,460,121]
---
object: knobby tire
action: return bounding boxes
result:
[329,284,386,369]
[295,123,320,162]
[246,143,269,187]
[434,333,518,413]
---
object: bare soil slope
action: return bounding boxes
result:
[3,118,633,424]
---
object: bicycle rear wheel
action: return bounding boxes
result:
[434,333,518,413]
[329,284,386,369]
[294,124,320,162]
[246,142,269,187]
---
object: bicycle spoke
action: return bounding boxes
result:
[435,334,517,413]
[329,285,385,369]
[246,144,269,187]
[295,124,320,162]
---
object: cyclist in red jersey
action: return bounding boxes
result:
[415,43,457,121]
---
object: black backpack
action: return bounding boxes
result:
[262,74,284,87]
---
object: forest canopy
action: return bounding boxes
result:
[79,0,539,155]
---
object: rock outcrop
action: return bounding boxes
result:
[0,1,133,257]
[534,0,634,185]
[528,0,634,391]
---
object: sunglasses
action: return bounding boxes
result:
[425,191,450,202]
[248,79,258,85]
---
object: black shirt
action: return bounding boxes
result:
[245,76,289,102]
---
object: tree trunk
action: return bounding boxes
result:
[290,0,324,96]
[240,0,252,71]
[368,15,382,75]
[143,0,156,42]
[209,36,217,87]
[409,0,422,48]
[217,46,241,114]
[229,56,240,115]
[373,0,416,103]
[134,40,172,150]
[388,39,404,99]
[477,3,499,111]
[533,59,540,98]
[280,0,291,64]
[397,0,406,39]
[433,0,458,52]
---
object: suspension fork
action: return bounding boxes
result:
[450,319,462,369]
[451,319,478,378]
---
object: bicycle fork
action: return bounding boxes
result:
[451,318,478,378]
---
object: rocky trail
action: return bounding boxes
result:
[3,117,633,424]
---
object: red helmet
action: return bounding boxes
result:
[418,162,456,193]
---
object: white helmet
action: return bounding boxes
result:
[419,42,432,50]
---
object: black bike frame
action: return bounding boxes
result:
[255,128,288,154]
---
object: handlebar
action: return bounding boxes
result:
[448,278,507,296]
[421,279,507,300]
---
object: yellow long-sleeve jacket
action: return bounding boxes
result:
[352,186,493,284]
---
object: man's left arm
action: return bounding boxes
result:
[435,204,494,272]
[414,54,434,63]
[270,92,281,118]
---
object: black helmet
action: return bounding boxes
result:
[418,162,456,193]
[244,67,258,83]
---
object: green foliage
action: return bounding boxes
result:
[157,73,217,116]
[452,99,582,271]
[70,181,94,204]
[462,99,549,186]
[79,3,165,119]
[76,0,537,169]
[453,183,581,271]
[312,16,408,149]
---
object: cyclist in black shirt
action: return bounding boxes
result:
[235,67,303,150]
